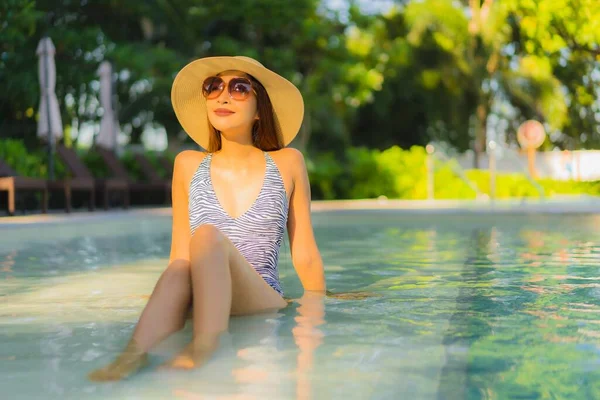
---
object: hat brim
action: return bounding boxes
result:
[171,56,304,149]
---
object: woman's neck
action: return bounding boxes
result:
[215,135,262,163]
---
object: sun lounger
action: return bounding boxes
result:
[0,158,48,216]
[95,147,169,205]
[55,145,129,211]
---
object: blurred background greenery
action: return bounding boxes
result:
[1,0,599,200]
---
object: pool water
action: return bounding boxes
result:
[1,210,600,399]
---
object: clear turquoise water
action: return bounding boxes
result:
[1,210,600,399]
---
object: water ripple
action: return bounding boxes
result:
[1,212,600,399]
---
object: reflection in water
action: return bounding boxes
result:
[165,292,326,400]
[1,250,16,276]
[229,292,325,400]
[363,219,600,399]
[228,311,290,399]
[292,292,325,400]
[437,229,496,399]
[442,227,600,399]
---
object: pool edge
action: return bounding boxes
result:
[1,196,599,227]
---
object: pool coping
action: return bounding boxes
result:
[1,195,599,227]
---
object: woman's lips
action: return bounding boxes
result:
[214,108,235,117]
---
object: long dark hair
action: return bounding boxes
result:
[207,73,283,152]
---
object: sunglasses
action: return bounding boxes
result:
[202,76,256,101]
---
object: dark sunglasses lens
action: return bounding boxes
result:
[229,78,253,100]
[202,77,224,99]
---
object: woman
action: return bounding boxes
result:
[88,56,327,381]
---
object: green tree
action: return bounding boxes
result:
[2,0,598,155]
[1,0,384,154]
[351,0,598,161]
[503,0,600,149]
[0,0,46,147]
[350,3,477,151]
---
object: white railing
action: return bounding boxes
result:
[488,141,545,200]
[426,141,546,201]
[426,143,486,200]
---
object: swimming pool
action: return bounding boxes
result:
[2,210,600,399]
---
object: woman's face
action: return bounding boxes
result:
[205,70,258,141]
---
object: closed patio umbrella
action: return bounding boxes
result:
[36,36,63,180]
[96,61,119,150]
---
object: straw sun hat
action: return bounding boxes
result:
[171,56,304,149]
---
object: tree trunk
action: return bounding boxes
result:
[130,125,144,145]
[473,103,488,169]
[468,0,494,169]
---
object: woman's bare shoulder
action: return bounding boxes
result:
[173,150,207,183]
[268,147,305,176]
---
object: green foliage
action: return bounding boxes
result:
[0,137,177,183]
[351,0,599,155]
[0,138,176,182]
[0,139,67,179]
[143,151,170,179]
[343,146,478,200]
[120,152,144,182]
[1,0,598,156]
[79,151,111,179]
[503,0,600,148]
[433,163,478,200]
[308,145,457,200]
[538,178,600,197]
[466,170,600,198]
[466,169,541,198]
[307,145,600,200]
[162,151,176,170]
[0,0,384,153]
[0,139,45,178]
[305,152,346,200]
[120,150,171,181]
[346,147,395,199]
[1,138,597,200]
[352,146,427,199]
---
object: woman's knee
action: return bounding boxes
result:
[189,224,228,262]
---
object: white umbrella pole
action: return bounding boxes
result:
[43,36,55,181]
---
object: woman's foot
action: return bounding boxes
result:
[159,335,219,370]
[88,340,149,382]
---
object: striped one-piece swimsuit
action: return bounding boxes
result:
[188,151,288,296]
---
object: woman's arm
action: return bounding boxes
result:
[168,150,198,264]
[286,149,326,293]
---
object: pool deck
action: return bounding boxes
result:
[1,196,599,227]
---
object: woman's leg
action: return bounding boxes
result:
[163,224,288,369]
[88,259,193,381]
[131,259,193,350]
